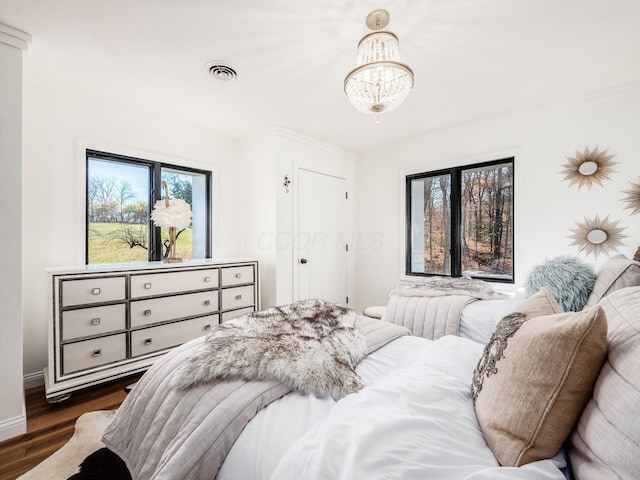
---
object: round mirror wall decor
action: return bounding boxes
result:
[560,146,618,190]
[586,229,607,245]
[569,214,627,258]
[577,161,599,176]
[622,176,640,215]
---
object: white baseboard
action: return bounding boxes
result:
[0,414,26,442]
[24,371,44,390]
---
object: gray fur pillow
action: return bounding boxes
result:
[525,255,596,311]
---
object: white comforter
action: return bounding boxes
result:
[218,335,567,480]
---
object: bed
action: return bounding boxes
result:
[102,255,640,480]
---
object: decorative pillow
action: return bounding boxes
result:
[525,255,596,311]
[471,287,562,401]
[585,255,640,307]
[473,305,607,467]
[509,286,563,319]
[569,286,640,479]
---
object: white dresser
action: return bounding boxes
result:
[45,259,259,402]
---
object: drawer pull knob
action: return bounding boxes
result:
[235,273,242,278]
[92,349,102,357]
[204,324,211,331]
[144,282,152,289]
[144,338,153,345]
[204,300,211,306]
[91,318,101,326]
[92,288,101,295]
[204,276,211,282]
[144,309,152,316]
[235,294,242,300]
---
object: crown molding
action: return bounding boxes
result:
[0,23,31,50]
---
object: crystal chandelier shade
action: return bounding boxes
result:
[344,10,414,116]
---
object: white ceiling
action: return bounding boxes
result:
[2,0,640,154]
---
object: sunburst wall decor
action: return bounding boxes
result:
[622,176,640,215]
[569,214,627,258]
[560,146,618,190]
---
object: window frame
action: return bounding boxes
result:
[405,157,515,283]
[85,149,212,264]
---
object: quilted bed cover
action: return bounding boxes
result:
[105,324,568,479]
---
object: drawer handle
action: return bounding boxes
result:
[144,282,152,289]
[204,276,211,283]
[92,349,102,357]
[204,300,211,306]
[235,273,242,278]
[204,324,211,331]
[144,338,153,345]
[144,309,152,316]
[235,294,242,300]
[92,288,101,295]
[91,318,101,326]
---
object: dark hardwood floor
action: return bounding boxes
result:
[0,375,141,480]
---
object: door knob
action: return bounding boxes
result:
[300,258,308,264]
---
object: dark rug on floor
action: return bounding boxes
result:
[67,447,131,480]
[18,411,131,480]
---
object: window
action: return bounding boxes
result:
[86,150,212,264]
[406,158,514,282]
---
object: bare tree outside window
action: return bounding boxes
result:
[407,159,514,282]
[86,152,211,265]
[461,163,513,280]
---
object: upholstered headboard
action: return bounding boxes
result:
[585,255,640,307]
[568,286,640,478]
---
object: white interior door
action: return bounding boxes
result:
[297,169,348,306]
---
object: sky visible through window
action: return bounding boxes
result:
[89,159,148,202]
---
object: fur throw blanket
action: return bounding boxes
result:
[389,277,507,300]
[170,299,367,400]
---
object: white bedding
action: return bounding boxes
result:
[459,291,526,344]
[218,335,567,480]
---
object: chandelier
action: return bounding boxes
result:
[344,9,414,121]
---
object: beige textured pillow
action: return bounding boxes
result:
[511,287,563,319]
[586,255,640,307]
[471,288,563,401]
[474,305,607,467]
[569,286,640,479]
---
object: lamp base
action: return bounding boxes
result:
[164,256,183,263]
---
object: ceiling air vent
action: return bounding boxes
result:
[205,62,237,82]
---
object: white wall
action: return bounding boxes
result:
[21,86,243,379]
[242,127,356,309]
[0,24,30,441]
[354,85,640,311]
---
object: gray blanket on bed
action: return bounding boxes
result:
[102,315,408,480]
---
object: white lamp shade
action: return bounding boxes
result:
[150,198,192,229]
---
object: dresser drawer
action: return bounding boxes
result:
[130,291,219,328]
[61,304,126,341]
[221,307,255,322]
[62,333,127,375]
[221,265,254,287]
[130,268,219,298]
[221,285,255,310]
[61,276,126,307]
[131,315,219,357]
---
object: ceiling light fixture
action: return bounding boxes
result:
[344,9,414,122]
